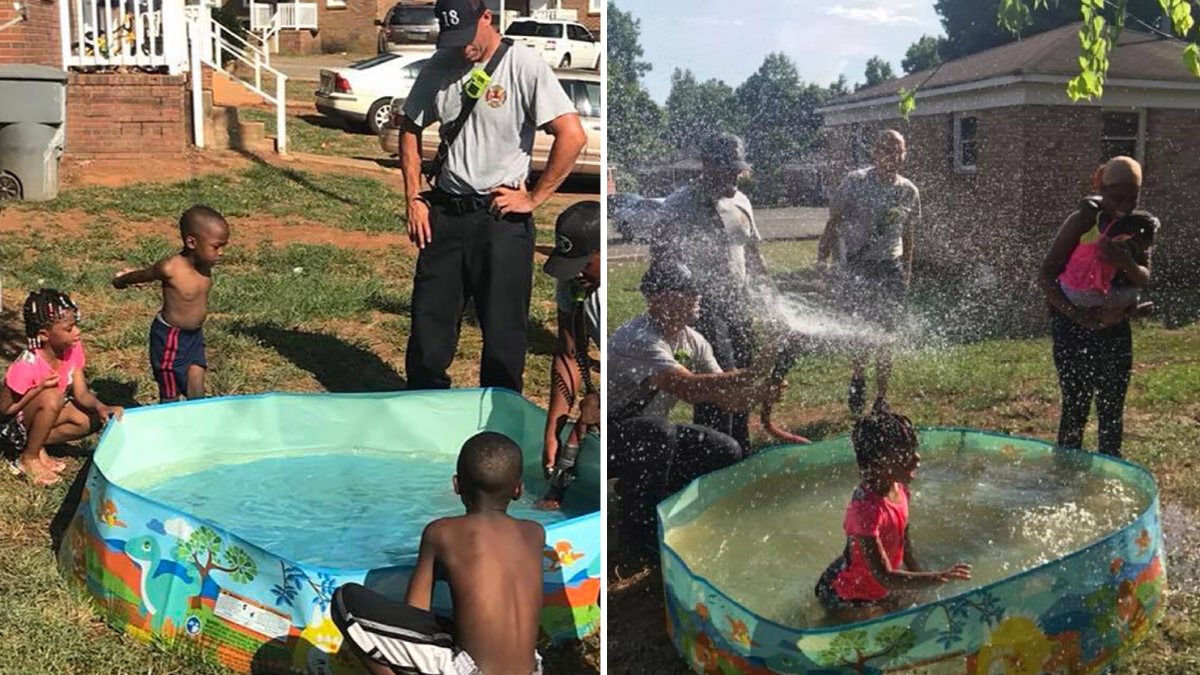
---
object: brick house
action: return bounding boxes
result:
[817,23,1200,326]
[264,0,600,56]
[0,1,193,159]
[1,0,291,181]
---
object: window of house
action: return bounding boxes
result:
[954,114,978,173]
[589,0,601,13]
[327,0,346,8]
[1101,110,1145,164]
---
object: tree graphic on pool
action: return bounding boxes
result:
[120,520,259,634]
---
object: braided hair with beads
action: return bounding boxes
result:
[851,407,919,473]
[22,289,79,351]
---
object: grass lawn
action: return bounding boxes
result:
[241,108,385,161]
[607,240,1200,674]
[0,163,597,674]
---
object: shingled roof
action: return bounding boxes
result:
[828,23,1196,107]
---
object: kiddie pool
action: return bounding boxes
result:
[658,429,1166,675]
[57,389,601,674]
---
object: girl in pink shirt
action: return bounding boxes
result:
[815,408,971,622]
[1,289,123,486]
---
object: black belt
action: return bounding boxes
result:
[423,189,494,216]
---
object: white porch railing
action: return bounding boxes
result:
[59,0,188,73]
[249,1,318,31]
[188,12,288,154]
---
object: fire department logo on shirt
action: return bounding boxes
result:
[484,84,507,108]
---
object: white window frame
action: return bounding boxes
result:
[326,0,346,8]
[953,113,979,174]
[589,0,600,13]
[1101,108,1146,165]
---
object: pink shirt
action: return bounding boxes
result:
[832,482,909,602]
[4,344,86,397]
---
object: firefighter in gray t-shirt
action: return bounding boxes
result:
[399,0,585,393]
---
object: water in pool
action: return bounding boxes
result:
[664,447,1150,628]
[137,448,591,569]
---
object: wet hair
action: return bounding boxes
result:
[457,432,523,498]
[22,288,78,350]
[852,408,919,472]
[179,205,228,242]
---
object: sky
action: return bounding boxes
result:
[620,0,944,101]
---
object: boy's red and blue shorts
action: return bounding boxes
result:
[149,315,206,400]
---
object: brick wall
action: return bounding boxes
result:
[825,102,1200,331]
[0,0,62,67]
[316,0,377,53]
[1141,108,1200,293]
[65,73,189,158]
[278,27,321,54]
[557,0,600,36]
[824,107,1026,271]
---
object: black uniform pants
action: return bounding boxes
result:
[693,296,755,451]
[609,416,744,548]
[406,201,534,392]
[1051,310,1133,458]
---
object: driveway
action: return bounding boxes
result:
[270,47,435,81]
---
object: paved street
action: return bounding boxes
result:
[608,206,828,260]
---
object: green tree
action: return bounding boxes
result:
[664,68,742,152]
[607,3,667,171]
[902,35,945,74]
[937,0,1162,60]
[860,56,896,90]
[734,53,823,205]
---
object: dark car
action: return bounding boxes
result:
[376,2,438,53]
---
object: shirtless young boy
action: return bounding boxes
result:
[113,205,229,401]
[332,432,546,675]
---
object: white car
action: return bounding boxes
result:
[314,52,430,134]
[504,19,600,70]
[378,68,602,177]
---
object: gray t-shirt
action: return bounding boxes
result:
[555,280,600,350]
[650,186,761,299]
[831,167,921,264]
[607,314,721,420]
[402,43,576,195]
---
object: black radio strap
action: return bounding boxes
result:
[426,38,513,186]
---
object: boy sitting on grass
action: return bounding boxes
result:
[1,289,123,486]
[113,205,229,402]
[332,432,546,675]
[815,407,971,622]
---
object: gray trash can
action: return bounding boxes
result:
[0,65,68,202]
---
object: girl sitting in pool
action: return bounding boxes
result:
[815,407,971,622]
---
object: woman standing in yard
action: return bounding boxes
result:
[1038,156,1157,458]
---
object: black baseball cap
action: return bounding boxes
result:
[640,261,701,296]
[702,132,751,172]
[544,201,601,280]
[434,0,486,50]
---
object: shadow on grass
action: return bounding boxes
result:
[0,309,24,361]
[49,458,93,553]
[234,323,406,392]
[233,148,358,206]
[91,378,140,410]
[298,113,365,134]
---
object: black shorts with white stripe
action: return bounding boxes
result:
[332,583,458,675]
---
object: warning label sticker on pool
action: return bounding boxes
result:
[213,590,292,639]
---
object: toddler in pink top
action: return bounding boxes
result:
[0,289,123,486]
[815,406,971,622]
